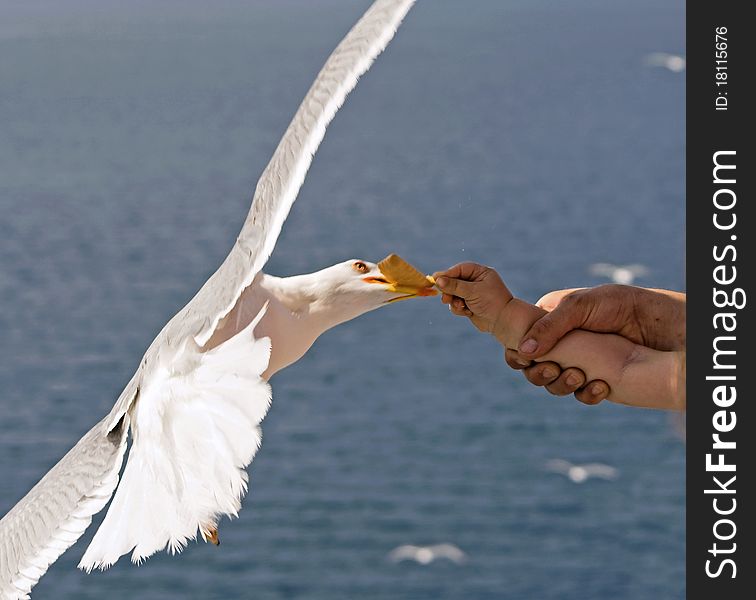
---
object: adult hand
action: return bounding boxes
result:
[516,284,686,355]
[505,284,686,404]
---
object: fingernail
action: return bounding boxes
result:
[436,277,448,288]
[542,367,557,379]
[591,383,604,396]
[519,338,538,354]
[566,373,580,387]
[515,358,530,367]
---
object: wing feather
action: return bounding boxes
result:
[192,0,416,347]
[582,463,619,479]
[0,414,129,599]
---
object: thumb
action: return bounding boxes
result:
[518,294,588,358]
[536,288,585,312]
[435,276,477,300]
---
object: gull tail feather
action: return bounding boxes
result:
[79,312,272,572]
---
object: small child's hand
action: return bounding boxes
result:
[434,262,609,404]
[433,263,513,334]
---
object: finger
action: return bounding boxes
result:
[451,297,467,310]
[449,300,472,317]
[432,262,489,283]
[575,380,610,405]
[505,347,530,365]
[535,288,585,312]
[544,367,586,396]
[536,288,586,312]
[523,362,561,387]
[441,293,454,305]
[434,276,477,300]
[518,293,589,358]
[504,348,531,370]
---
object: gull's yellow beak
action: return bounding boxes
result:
[373,254,438,303]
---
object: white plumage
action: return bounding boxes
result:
[387,544,467,565]
[79,311,272,570]
[644,52,686,73]
[1,1,423,597]
[545,459,619,484]
[588,262,649,285]
[0,415,129,599]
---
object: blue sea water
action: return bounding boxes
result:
[0,1,685,598]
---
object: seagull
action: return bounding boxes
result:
[644,52,686,73]
[0,1,426,597]
[387,544,467,565]
[588,262,649,285]
[545,459,619,484]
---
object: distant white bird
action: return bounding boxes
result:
[387,544,467,565]
[644,52,686,73]
[545,459,619,484]
[588,262,649,285]
[0,2,427,598]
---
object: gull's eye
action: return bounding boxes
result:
[352,261,369,274]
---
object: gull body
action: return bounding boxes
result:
[0,1,422,598]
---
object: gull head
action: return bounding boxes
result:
[311,254,437,324]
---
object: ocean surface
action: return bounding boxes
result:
[0,1,685,598]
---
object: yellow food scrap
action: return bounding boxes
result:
[378,254,435,288]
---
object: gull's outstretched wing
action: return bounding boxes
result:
[625,264,650,277]
[544,459,573,474]
[429,544,467,563]
[0,414,129,600]
[588,263,617,278]
[387,545,422,562]
[191,0,417,347]
[582,463,619,480]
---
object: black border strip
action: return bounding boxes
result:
[687,2,753,597]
